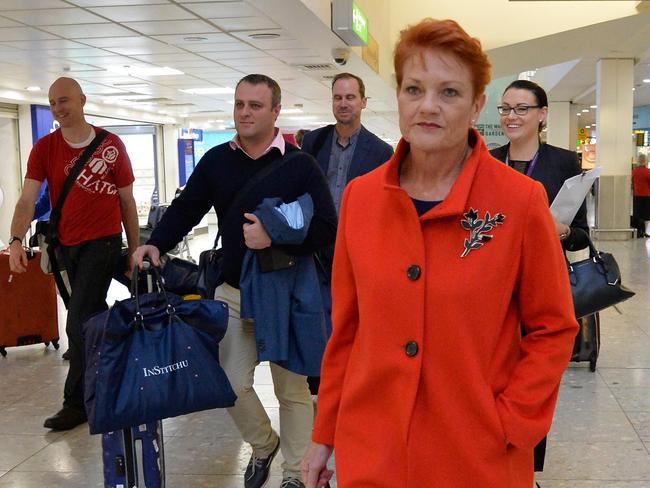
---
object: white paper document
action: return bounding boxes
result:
[550,167,602,225]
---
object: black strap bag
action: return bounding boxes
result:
[46,129,109,306]
[568,234,635,319]
[196,151,300,299]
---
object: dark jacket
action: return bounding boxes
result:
[147,143,337,288]
[240,194,331,376]
[301,124,393,182]
[490,143,589,251]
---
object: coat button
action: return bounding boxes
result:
[406,265,421,281]
[405,341,419,357]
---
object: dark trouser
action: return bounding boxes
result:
[59,234,122,411]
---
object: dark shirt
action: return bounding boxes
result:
[327,128,360,213]
[411,198,441,216]
[148,142,337,288]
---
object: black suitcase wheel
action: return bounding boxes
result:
[0,347,6,358]
[44,341,50,347]
[589,352,597,372]
[52,339,60,350]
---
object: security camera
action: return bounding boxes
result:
[332,48,350,66]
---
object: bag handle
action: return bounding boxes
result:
[210,150,303,250]
[567,233,620,286]
[131,261,175,328]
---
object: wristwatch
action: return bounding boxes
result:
[8,236,22,246]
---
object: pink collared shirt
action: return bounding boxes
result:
[229,128,286,159]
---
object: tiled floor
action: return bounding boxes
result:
[1,234,650,487]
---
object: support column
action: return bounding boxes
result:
[547,101,572,150]
[595,58,634,240]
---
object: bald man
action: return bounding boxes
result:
[8,77,139,431]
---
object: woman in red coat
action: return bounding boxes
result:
[301,18,578,488]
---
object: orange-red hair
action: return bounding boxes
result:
[394,18,491,98]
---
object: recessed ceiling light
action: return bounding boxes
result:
[248,33,281,40]
[590,105,597,109]
[107,66,183,77]
[643,79,650,83]
[183,36,208,42]
[25,86,41,92]
[281,108,303,114]
[577,113,581,116]
[582,109,589,113]
[180,87,235,95]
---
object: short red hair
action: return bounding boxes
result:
[394,18,491,99]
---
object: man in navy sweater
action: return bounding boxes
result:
[133,74,337,488]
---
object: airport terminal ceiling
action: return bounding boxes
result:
[0,0,648,142]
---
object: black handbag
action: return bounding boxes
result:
[196,247,224,300]
[568,236,635,319]
[195,151,301,299]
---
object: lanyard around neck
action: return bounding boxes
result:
[505,149,540,177]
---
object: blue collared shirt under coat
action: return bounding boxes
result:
[239,194,332,376]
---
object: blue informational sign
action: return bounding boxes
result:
[177,139,195,186]
[30,105,58,220]
[179,128,203,141]
[31,105,59,143]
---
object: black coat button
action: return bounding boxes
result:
[407,265,421,281]
[405,341,419,357]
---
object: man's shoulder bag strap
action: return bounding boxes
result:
[47,128,109,307]
[211,150,302,249]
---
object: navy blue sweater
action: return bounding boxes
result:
[148,142,337,288]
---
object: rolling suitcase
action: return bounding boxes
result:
[571,312,600,372]
[0,249,59,357]
[102,422,165,488]
[101,263,165,488]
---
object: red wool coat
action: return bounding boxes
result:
[312,130,579,487]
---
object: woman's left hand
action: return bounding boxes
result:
[301,442,334,488]
[554,219,571,241]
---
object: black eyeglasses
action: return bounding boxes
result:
[497,105,540,116]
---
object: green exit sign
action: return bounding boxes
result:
[332,0,369,46]
[351,2,368,44]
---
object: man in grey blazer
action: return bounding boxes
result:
[301,73,393,214]
[300,73,393,396]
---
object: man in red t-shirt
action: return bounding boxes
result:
[8,77,139,430]
[632,154,650,237]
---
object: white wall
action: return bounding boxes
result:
[0,116,21,245]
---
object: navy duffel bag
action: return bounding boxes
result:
[83,267,236,435]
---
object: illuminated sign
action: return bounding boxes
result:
[332,0,369,46]
[179,128,203,141]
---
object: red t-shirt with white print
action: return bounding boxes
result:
[26,126,135,246]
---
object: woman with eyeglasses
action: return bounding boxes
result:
[301,19,578,488]
[491,80,590,251]
[491,81,590,479]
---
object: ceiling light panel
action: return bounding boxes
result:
[182,42,255,54]
[212,17,280,32]
[88,5,196,23]
[39,23,136,39]
[131,53,206,63]
[124,20,219,36]
[109,44,186,56]
[1,8,106,25]
[181,2,261,18]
